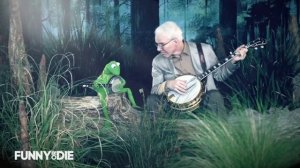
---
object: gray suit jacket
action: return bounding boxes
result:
[151,41,239,95]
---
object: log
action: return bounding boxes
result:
[60,94,141,126]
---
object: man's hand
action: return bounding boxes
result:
[166,80,187,94]
[232,44,248,64]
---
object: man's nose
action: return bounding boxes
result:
[157,46,162,51]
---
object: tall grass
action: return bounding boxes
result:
[86,107,181,168]
[120,112,180,168]
[171,108,300,168]
[223,28,299,111]
[0,54,121,167]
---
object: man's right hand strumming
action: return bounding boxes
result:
[166,80,187,94]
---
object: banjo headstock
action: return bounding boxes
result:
[246,38,267,50]
[200,38,267,80]
[229,38,267,56]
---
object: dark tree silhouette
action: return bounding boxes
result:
[129,0,160,99]
[131,0,159,55]
[114,0,121,47]
[219,0,237,51]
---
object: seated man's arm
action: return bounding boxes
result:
[151,61,167,95]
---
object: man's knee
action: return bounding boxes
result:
[202,90,227,115]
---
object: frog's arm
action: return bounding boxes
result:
[114,77,137,107]
[119,87,137,107]
[94,74,114,85]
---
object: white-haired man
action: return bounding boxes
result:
[147,21,248,118]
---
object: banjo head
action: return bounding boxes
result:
[109,76,124,92]
[167,75,203,109]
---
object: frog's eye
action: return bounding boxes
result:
[116,62,120,66]
[111,64,116,68]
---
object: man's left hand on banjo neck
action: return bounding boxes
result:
[231,44,248,64]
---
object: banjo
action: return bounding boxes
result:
[167,38,267,111]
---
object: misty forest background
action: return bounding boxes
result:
[0,0,299,107]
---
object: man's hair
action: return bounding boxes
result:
[155,21,183,41]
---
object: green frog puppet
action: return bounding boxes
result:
[92,61,138,127]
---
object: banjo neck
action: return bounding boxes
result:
[197,38,267,81]
[198,55,235,81]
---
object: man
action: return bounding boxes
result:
[147,21,248,118]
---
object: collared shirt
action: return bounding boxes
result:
[171,42,197,76]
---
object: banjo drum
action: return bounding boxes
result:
[167,75,205,111]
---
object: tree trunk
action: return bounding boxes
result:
[8,0,34,167]
[8,0,33,95]
[62,0,71,42]
[37,54,47,92]
[131,0,159,54]
[60,94,140,125]
[20,0,42,62]
[289,0,300,105]
[219,0,237,51]
[19,101,35,168]
[215,27,227,59]
[86,0,91,23]
[0,0,9,65]
[130,0,159,92]
[114,0,121,47]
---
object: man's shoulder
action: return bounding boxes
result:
[188,41,211,47]
[199,42,211,47]
[153,54,166,63]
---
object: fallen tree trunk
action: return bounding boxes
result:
[60,94,141,126]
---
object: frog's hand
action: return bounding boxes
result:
[119,77,126,85]
[110,76,125,92]
[112,84,125,92]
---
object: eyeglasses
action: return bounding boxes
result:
[155,39,174,49]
